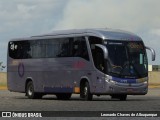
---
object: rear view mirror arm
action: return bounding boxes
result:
[145,46,156,61]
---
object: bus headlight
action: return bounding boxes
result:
[105,75,116,84]
[143,81,148,84]
[110,80,116,84]
[136,77,148,83]
[105,75,111,82]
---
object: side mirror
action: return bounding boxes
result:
[145,46,156,61]
[95,44,108,59]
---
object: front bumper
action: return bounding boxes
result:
[104,76,148,95]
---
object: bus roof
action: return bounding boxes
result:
[10,28,142,41]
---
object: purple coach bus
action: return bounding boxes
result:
[7,28,155,101]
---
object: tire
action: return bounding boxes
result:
[26,81,42,99]
[81,82,93,101]
[56,93,72,100]
[111,94,127,101]
[120,95,127,101]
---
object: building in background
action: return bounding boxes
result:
[148,65,160,71]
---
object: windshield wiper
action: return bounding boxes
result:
[119,61,130,76]
[130,62,142,78]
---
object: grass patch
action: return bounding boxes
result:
[0,86,7,90]
[0,82,7,89]
[0,82,7,86]
[0,82,6,86]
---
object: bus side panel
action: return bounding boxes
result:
[90,70,106,94]
[7,59,45,93]
[7,59,26,92]
[71,58,95,93]
[43,58,74,93]
[7,71,25,92]
[23,59,45,93]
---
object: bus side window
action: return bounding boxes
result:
[88,36,103,61]
[59,38,73,57]
[45,38,74,58]
[9,41,32,59]
[47,39,60,58]
[73,37,89,61]
[9,41,19,59]
[94,46,105,72]
[88,36,103,69]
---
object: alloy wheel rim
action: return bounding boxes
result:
[84,86,88,96]
[28,86,33,96]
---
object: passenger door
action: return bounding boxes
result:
[91,46,106,93]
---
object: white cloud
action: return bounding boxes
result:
[17,4,36,19]
[54,0,160,33]
[0,0,67,34]
[150,29,160,36]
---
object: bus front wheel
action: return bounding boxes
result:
[26,81,42,99]
[120,95,127,101]
[81,82,93,101]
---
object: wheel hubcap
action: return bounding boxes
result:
[84,86,87,96]
[28,86,33,96]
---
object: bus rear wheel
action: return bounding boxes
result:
[26,81,42,99]
[81,82,93,101]
[56,93,72,100]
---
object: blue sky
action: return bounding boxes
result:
[0,0,160,71]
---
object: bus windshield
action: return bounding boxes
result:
[106,40,148,79]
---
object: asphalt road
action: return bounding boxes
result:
[0,88,160,112]
[0,89,160,119]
